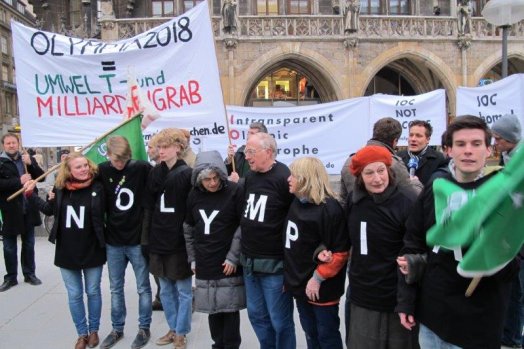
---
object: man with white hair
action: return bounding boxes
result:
[239,132,296,349]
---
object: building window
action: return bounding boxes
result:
[4,0,13,6]
[182,0,203,12]
[152,0,174,16]
[470,0,485,17]
[257,0,279,15]
[2,64,8,82]
[287,0,310,14]
[360,0,410,15]
[0,9,6,22]
[389,0,409,15]
[68,0,82,28]
[16,1,25,14]
[360,0,381,14]
[4,93,12,114]
[1,36,8,55]
[248,67,321,107]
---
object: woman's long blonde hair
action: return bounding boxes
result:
[55,152,98,189]
[289,157,337,205]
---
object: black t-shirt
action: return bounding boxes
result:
[99,160,152,246]
[144,160,192,255]
[284,197,349,302]
[55,187,106,269]
[240,161,294,259]
[186,182,243,280]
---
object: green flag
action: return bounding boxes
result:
[427,144,524,277]
[83,115,148,164]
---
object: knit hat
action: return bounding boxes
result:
[350,145,392,176]
[491,114,522,144]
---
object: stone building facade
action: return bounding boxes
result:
[0,0,35,132]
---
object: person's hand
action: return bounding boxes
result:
[20,173,32,185]
[21,152,31,165]
[317,249,333,263]
[47,190,55,200]
[305,277,321,301]
[397,256,409,275]
[398,312,416,330]
[23,179,36,197]
[228,172,240,183]
[226,144,236,163]
[223,261,237,276]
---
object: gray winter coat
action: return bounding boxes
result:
[185,150,246,314]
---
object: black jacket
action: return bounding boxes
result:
[398,147,448,186]
[0,152,44,236]
[347,181,417,312]
[396,172,516,349]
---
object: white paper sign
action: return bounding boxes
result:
[369,90,447,146]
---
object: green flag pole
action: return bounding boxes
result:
[7,114,143,202]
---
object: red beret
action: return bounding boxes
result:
[349,145,393,176]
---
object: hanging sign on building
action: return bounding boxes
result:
[11,1,226,147]
[456,74,524,133]
[369,89,447,146]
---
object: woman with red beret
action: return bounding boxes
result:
[345,145,418,349]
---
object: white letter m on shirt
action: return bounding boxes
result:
[244,194,268,222]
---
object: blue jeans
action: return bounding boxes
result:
[106,244,152,332]
[159,276,192,335]
[419,324,461,349]
[296,298,343,349]
[60,266,103,336]
[2,220,36,281]
[244,271,296,349]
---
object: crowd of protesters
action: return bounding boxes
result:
[0,113,522,349]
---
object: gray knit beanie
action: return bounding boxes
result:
[491,114,522,144]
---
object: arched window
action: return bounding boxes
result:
[247,67,322,107]
[365,67,416,96]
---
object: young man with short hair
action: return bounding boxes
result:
[398,120,448,186]
[98,136,153,349]
[142,128,193,349]
[396,115,517,348]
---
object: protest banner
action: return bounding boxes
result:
[12,1,225,147]
[369,89,447,146]
[456,74,524,135]
[222,98,370,174]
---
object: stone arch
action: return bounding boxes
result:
[237,45,343,106]
[472,50,524,85]
[359,46,457,113]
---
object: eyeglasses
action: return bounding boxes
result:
[243,148,261,156]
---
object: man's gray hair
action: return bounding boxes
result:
[256,133,277,160]
[249,122,268,134]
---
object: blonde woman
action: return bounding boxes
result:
[26,152,106,349]
[283,157,349,349]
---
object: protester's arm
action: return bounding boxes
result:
[183,222,196,272]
